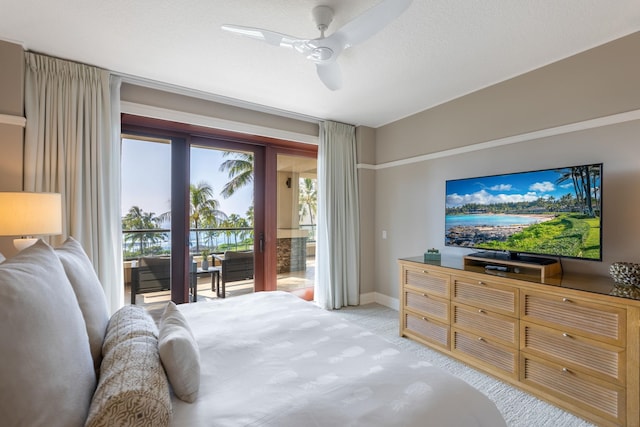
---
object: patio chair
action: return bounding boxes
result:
[219,251,254,298]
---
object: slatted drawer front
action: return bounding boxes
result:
[453,276,517,316]
[523,292,625,346]
[405,290,449,323]
[405,312,449,349]
[453,329,517,377]
[522,322,624,385]
[522,356,624,425]
[453,303,518,347]
[404,268,449,298]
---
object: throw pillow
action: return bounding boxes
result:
[86,305,171,427]
[0,252,5,263]
[159,301,201,403]
[55,237,109,372]
[102,304,159,356]
[0,240,96,427]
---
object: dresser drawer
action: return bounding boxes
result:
[403,311,450,350]
[521,321,624,385]
[452,275,518,316]
[403,266,450,298]
[522,290,626,346]
[404,288,449,323]
[452,328,517,378]
[521,354,625,426]
[453,303,518,347]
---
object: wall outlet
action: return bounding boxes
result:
[382,230,387,239]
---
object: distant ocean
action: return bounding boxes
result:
[445,214,544,231]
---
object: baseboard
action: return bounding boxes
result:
[360,292,399,311]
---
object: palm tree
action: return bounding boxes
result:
[189,181,227,252]
[219,151,253,198]
[298,177,318,225]
[122,206,164,256]
[555,165,599,217]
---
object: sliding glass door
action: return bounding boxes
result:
[121,116,316,306]
[275,153,317,300]
[188,142,257,299]
[121,136,172,307]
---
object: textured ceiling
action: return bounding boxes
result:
[1,0,639,127]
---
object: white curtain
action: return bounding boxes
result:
[315,121,360,309]
[24,52,123,313]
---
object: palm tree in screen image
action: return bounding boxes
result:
[555,165,601,217]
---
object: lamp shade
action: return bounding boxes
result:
[0,192,62,236]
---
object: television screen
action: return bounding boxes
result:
[445,163,602,261]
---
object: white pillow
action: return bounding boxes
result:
[0,252,5,263]
[159,301,201,403]
[0,240,96,427]
[55,237,110,372]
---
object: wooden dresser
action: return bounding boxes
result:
[399,256,640,427]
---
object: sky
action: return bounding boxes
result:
[445,166,601,208]
[121,138,253,222]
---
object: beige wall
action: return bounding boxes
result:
[121,83,319,139]
[356,126,376,295]
[0,39,25,256]
[377,32,640,163]
[370,31,640,300]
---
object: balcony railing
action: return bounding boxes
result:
[123,225,317,260]
[122,227,253,260]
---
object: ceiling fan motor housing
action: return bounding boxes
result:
[312,5,334,33]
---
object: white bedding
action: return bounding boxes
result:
[172,291,506,427]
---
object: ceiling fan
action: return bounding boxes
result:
[221,0,412,91]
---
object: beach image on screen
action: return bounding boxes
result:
[445,164,602,260]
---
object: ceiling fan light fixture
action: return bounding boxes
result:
[308,46,333,62]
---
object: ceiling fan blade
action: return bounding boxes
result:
[316,62,342,91]
[333,0,412,48]
[221,24,304,48]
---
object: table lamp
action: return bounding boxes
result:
[0,192,63,250]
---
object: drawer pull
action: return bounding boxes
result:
[422,293,428,298]
[422,270,428,274]
[562,332,571,338]
[562,367,571,374]
[421,317,428,321]
[478,309,485,314]
[478,281,486,286]
[478,337,485,342]
[562,297,571,303]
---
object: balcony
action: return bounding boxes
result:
[123,227,315,311]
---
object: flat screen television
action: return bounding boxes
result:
[445,163,602,262]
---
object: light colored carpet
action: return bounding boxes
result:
[333,303,595,427]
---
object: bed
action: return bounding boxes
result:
[0,239,506,427]
[170,291,506,427]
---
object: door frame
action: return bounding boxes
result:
[121,114,317,303]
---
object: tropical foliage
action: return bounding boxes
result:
[122,206,167,258]
[298,178,317,225]
[554,164,601,218]
[123,149,318,258]
[188,181,227,252]
[219,151,253,198]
